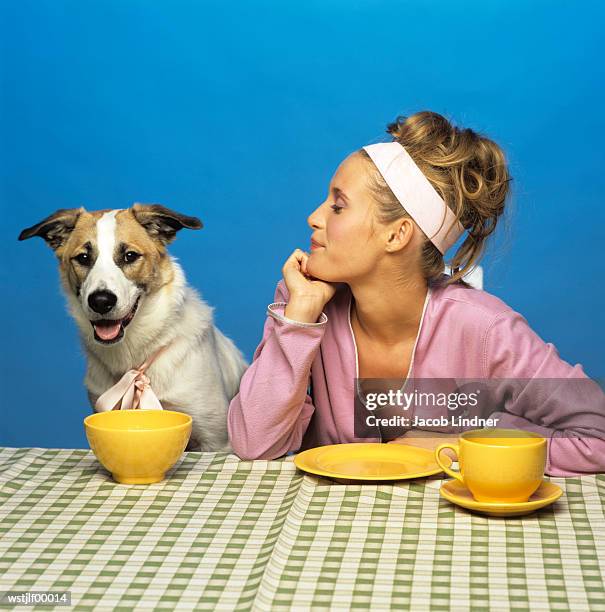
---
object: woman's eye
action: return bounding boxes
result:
[331,204,343,214]
[75,253,91,266]
[124,251,141,264]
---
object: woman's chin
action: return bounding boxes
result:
[305,258,322,279]
[306,261,336,283]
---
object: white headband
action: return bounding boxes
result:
[362,142,466,254]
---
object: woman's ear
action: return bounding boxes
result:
[131,203,203,246]
[385,218,414,253]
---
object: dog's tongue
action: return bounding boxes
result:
[94,321,121,340]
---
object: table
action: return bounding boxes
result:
[1,447,604,611]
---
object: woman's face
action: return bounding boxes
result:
[306,152,386,283]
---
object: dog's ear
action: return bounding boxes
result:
[18,207,85,251]
[131,203,203,246]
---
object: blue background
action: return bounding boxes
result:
[1,1,603,448]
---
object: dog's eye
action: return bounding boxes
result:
[124,251,141,264]
[74,253,91,266]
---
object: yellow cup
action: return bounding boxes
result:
[435,428,547,503]
[84,410,192,484]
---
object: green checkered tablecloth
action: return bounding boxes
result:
[1,448,604,611]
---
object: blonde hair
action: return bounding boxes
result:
[360,110,511,288]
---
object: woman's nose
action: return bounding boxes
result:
[307,203,325,229]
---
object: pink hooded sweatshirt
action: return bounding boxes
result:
[228,275,605,476]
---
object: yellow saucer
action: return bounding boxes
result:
[440,479,563,517]
[294,443,452,480]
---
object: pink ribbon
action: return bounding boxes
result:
[94,344,170,412]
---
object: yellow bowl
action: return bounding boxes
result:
[84,410,192,484]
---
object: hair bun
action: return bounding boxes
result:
[370,110,511,288]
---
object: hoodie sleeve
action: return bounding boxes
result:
[483,310,605,476]
[227,280,327,460]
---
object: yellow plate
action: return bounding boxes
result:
[294,443,452,480]
[440,479,563,517]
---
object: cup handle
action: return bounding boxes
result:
[435,443,464,483]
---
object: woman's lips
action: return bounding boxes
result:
[310,240,324,250]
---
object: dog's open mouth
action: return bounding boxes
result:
[90,296,140,344]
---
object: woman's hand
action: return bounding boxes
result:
[387,430,459,461]
[282,249,338,323]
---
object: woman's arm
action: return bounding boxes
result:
[227,280,327,460]
[484,310,605,476]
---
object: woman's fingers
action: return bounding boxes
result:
[283,249,309,275]
[282,249,302,275]
[282,248,340,309]
[300,253,309,276]
[282,249,314,295]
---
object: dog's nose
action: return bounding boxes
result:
[88,290,117,315]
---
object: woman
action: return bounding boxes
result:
[228,111,605,476]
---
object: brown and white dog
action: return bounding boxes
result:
[18,203,247,451]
